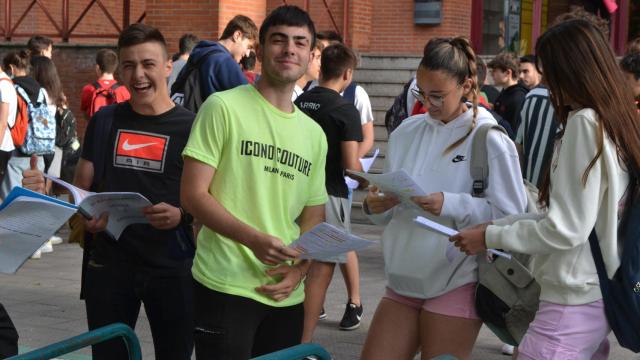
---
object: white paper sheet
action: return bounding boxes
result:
[45,174,152,240]
[346,169,427,204]
[413,216,512,261]
[345,148,380,190]
[0,191,77,274]
[79,193,152,240]
[289,222,376,259]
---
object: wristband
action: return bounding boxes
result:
[179,207,194,226]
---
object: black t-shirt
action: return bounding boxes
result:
[295,87,363,198]
[81,102,196,270]
[493,82,529,132]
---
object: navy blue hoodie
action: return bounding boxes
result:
[189,40,247,100]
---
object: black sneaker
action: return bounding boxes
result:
[319,307,327,320]
[339,301,363,330]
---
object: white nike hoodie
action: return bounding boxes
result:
[368,107,527,299]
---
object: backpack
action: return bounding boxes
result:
[343,81,358,105]
[470,123,542,345]
[588,174,640,353]
[170,47,222,113]
[87,81,123,118]
[14,85,55,155]
[384,79,413,135]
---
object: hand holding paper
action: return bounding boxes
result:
[413,216,511,260]
[345,148,379,190]
[289,222,376,259]
[346,169,427,206]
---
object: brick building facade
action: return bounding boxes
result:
[0,0,635,138]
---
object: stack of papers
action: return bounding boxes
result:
[46,174,152,239]
[0,187,78,274]
[289,222,376,259]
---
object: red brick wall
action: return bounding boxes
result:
[0,43,118,139]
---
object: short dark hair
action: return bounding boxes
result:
[118,23,168,58]
[220,15,258,41]
[628,37,640,56]
[259,5,316,49]
[179,33,199,55]
[621,53,640,81]
[96,49,118,74]
[240,51,256,71]
[487,52,519,79]
[519,54,536,65]
[320,43,357,81]
[27,35,53,55]
[317,30,343,44]
[3,50,30,74]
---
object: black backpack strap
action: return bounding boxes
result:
[111,83,121,91]
[92,81,102,90]
[343,81,357,104]
[172,47,222,94]
[90,104,118,190]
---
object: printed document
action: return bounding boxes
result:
[0,187,77,273]
[346,169,427,204]
[45,174,152,239]
[289,222,376,259]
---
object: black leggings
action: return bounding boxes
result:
[193,279,304,360]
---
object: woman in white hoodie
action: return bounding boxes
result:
[452,20,640,359]
[360,38,527,360]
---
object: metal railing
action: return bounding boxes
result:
[7,323,141,360]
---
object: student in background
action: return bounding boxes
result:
[0,63,16,188]
[295,43,364,340]
[27,36,53,59]
[488,53,528,134]
[80,49,130,120]
[168,33,199,90]
[518,55,542,90]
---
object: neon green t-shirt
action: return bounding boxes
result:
[183,85,328,307]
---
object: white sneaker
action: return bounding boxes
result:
[40,240,53,254]
[50,235,63,245]
[31,249,42,259]
[501,343,515,355]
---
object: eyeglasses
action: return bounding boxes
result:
[410,84,461,108]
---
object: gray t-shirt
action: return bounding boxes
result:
[167,58,187,91]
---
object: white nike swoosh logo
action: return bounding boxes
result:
[122,139,158,151]
[356,314,362,321]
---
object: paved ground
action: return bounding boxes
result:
[1,224,636,359]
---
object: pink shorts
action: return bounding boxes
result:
[518,300,610,360]
[384,283,479,320]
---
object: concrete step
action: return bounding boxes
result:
[354,69,415,84]
[356,82,406,97]
[359,55,421,70]
[370,96,395,111]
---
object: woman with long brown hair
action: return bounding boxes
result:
[452,19,640,359]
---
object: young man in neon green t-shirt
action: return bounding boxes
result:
[181,5,327,359]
